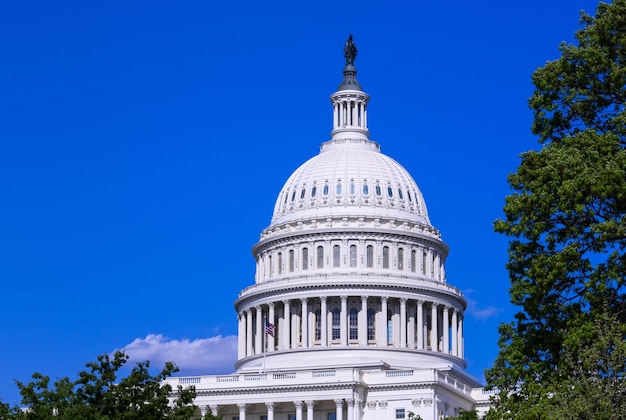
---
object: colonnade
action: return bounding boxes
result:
[332,92,368,131]
[237,295,464,360]
[200,398,359,420]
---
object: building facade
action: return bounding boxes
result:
[165,39,492,420]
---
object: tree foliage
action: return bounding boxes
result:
[0,351,200,420]
[486,0,626,418]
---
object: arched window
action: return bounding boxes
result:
[411,250,416,273]
[289,250,294,272]
[300,188,306,199]
[311,185,317,197]
[349,308,358,340]
[387,186,393,197]
[333,245,340,268]
[336,182,342,195]
[366,245,374,268]
[387,310,393,343]
[331,308,341,340]
[349,245,357,267]
[302,248,309,270]
[323,183,329,196]
[268,255,273,276]
[383,246,390,269]
[363,183,369,195]
[349,181,356,195]
[398,248,404,270]
[375,184,382,196]
[398,188,403,199]
[314,309,321,341]
[367,308,376,341]
[278,252,283,274]
[317,246,324,269]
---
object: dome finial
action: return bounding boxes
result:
[344,34,357,65]
[338,35,362,91]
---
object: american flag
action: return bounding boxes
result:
[265,319,275,337]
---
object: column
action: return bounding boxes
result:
[340,296,347,346]
[408,302,415,349]
[209,404,220,417]
[400,298,407,348]
[359,296,368,346]
[380,297,388,347]
[301,298,309,348]
[378,401,388,420]
[430,303,438,351]
[416,300,424,350]
[238,312,245,359]
[451,309,458,356]
[283,300,291,350]
[306,401,315,420]
[237,403,247,420]
[335,399,344,420]
[268,302,275,352]
[321,296,328,346]
[255,306,263,354]
[266,402,275,420]
[458,316,464,358]
[443,306,449,354]
[246,309,253,356]
[347,398,355,420]
[294,401,304,420]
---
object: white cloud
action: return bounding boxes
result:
[116,334,238,375]
[464,292,502,322]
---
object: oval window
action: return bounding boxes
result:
[300,188,306,199]
[336,182,342,195]
[398,188,403,199]
[323,184,329,196]
[407,190,412,202]
[363,184,369,195]
[311,186,317,197]
[375,185,381,196]
[291,190,296,201]
[349,182,355,195]
[387,186,393,197]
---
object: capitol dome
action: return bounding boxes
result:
[165,37,491,420]
[271,137,430,227]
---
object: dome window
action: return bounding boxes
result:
[387,186,393,198]
[375,185,382,196]
[291,190,296,202]
[311,186,317,197]
[398,188,404,199]
[407,190,412,202]
[300,188,306,199]
[383,246,390,269]
[302,248,309,270]
[363,183,369,195]
[336,182,342,195]
[323,183,329,196]
[349,181,355,195]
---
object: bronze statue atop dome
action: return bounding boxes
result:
[344,34,357,65]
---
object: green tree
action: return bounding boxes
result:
[0,351,198,420]
[486,0,626,418]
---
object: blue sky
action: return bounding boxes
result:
[0,0,602,406]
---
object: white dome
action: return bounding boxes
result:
[271,137,430,227]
